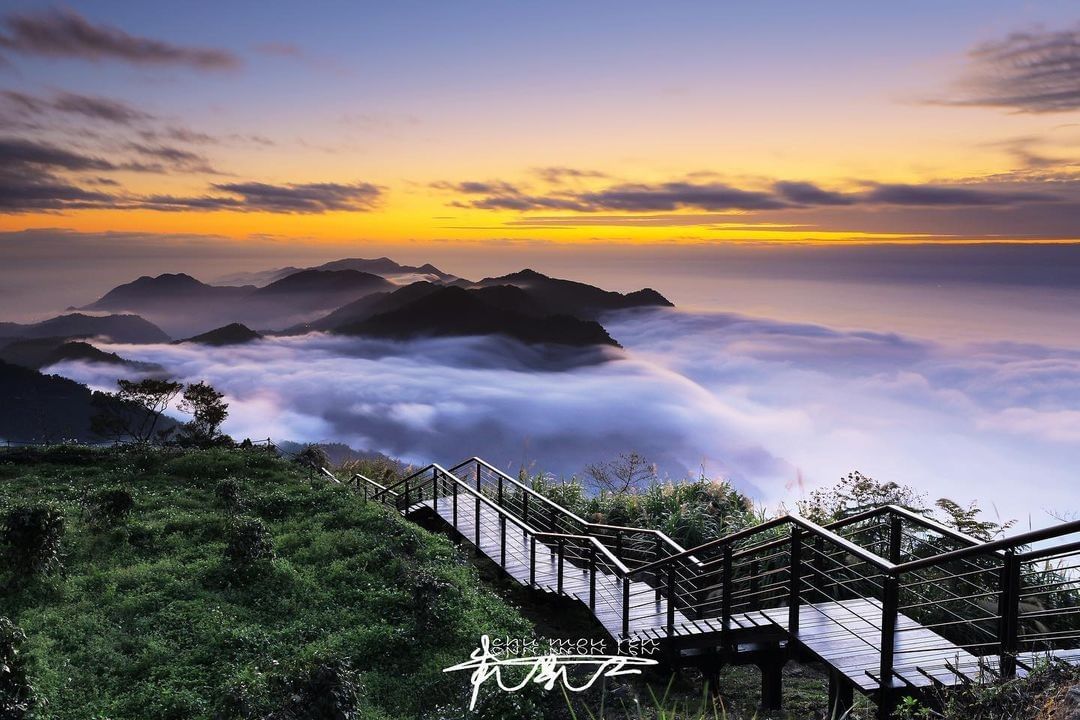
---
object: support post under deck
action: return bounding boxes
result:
[758,656,784,712]
[828,671,853,719]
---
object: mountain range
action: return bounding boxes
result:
[70,260,672,346]
[0,257,674,442]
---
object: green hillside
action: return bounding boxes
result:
[0,446,534,720]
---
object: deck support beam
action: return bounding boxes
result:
[828,671,853,719]
[758,656,784,712]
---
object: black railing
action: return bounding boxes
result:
[361,455,1080,715]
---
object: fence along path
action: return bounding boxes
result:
[355,457,1080,718]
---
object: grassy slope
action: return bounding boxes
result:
[0,447,532,720]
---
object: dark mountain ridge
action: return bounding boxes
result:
[337,285,620,347]
[83,273,256,312]
[177,323,262,346]
[0,338,164,372]
[0,313,170,344]
[0,361,174,443]
[79,270,396,337]
[475,268,673,319]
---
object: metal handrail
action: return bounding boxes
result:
[830,504,1002,555]
[353,472,399,499]
[367,461,442,501]
[632,514,896,578]
[451,456,688,558]
[895,518,1080,574]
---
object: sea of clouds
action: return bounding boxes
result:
[49,307,1080,527]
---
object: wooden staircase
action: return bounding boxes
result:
[356,457,1080,718]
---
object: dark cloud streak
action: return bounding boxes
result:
[0,8,239,70]
[142,181,384,214]
[935,25,1080,113]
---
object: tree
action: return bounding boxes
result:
[935,498,1015,541]
[294,444,330,474]
[797,470,928,524]
[585,451,657,493]
[91,378,182,444]
[177,381,229,447]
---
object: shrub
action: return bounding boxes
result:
[2,504,65,576]
[275,659,360,720]
[253,490,291,520]
[85,487,135,528]
[216,478,246,512]
[223,517,274,573]
[0,617,35,719]
[293,444,330,472]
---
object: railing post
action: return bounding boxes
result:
[474,491,481,548]
[615,531,623,560]
[433,470,440,514]
[721,544,733,649]
[523,492,529,526]
[998,549,1021,678]
[788,527,803,635]
[879,573,899,697]
[666,562,676,637]
[362,479,368,502]
[813,534,826,600]
[500,515,507,567]
[452,481,458,529]
[550,505,557,533]
[589,546,596,611]
[497,475,503,507]
[622,576,630,637]
[653,535,664,603]
[888,513,903,564]
[476,462,482,493]
[404,477,410,508]
[557,539,565,594]
[750,558,760,610]
[530,535,537,587]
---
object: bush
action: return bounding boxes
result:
[85,487,134,528]
[253,490,291,520]
[293,444,330,472]
[274,659,360,720]
[0,617,35,719]
[2,504,65,576]
[528,471,757,549]
[215,479,246,512]
[223,517,274,573]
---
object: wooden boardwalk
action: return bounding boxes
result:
[421,497,987,694]
[361,459,1080,719]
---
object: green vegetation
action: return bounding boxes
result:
[896,658,1080,720]
[527,453,758,549]
[2,444,1075,720]
[0,445,534,719]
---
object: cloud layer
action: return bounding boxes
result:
[440,177,1069,214]
[48,307,1080,525]
[0,135,382,214]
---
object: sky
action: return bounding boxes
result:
[3,2,1080,525]
[0,1,1079,245]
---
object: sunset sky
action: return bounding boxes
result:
[2,0,1079,247]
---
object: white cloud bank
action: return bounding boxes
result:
[49,308,1080,527]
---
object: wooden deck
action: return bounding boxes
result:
[367,461,1080,719]
[414,496,1025,697]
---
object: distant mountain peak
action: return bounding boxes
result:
[503,268,548,281]
[178,323,262,346]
